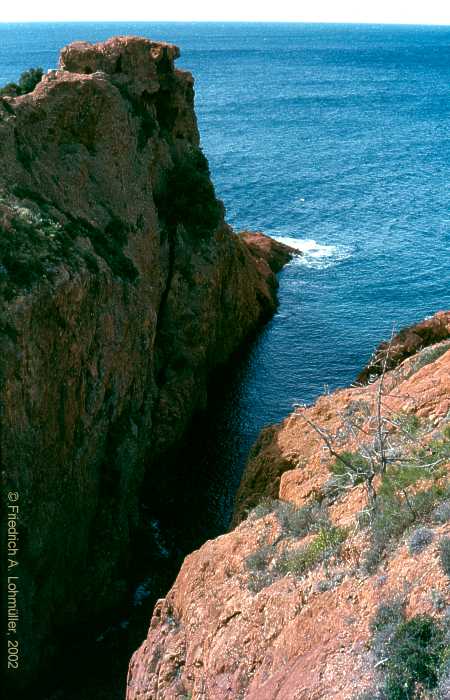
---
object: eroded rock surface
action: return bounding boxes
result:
[128,336,450,699]
[357,310,450,384]
[0,36,293,689]
[232,312,450,526]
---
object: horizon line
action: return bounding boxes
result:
[1,19,450,27]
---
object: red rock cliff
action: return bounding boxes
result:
[0,36,294,690]
[127,326,450,699]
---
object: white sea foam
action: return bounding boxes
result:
[273,236,353,270]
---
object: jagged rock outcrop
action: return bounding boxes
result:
[127,333,450,699]
[232,312,450,526]
[357,310,450,384]
[238,231,296,274]
[0,36,294,690]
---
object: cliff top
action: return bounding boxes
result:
[0,35,200,301]
[55,36,185,99]
[59,36,180,74]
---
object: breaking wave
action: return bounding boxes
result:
[274,236,354,270]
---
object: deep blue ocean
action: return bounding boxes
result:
[2,21,450,698]
[1,22,449,428]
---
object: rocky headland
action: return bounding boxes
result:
[0,36,295,692]
[127,313,450,699]
[2,34,448,700]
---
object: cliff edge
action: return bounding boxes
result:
[0,36,294,690]
[127,321,450,699]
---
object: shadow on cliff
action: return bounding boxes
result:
[30,335,263,700]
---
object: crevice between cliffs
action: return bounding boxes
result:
[0,35,297,699]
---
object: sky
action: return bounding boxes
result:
[1,0,450,24]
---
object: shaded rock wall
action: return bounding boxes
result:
[0,36,292,689]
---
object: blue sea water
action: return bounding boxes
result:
[1,22,450,529]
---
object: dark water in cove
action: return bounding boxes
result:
[2,21,450,697]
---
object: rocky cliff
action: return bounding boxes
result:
[356,311,450,385]
[0,36,294,690]
[232,310,450,526]
[127,318,450,699]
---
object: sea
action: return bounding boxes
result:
[1,21,450,697]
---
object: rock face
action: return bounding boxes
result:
[231,423,296,527]
[232,311,450,527]
[357,310,450,384]
[238,231,298,274]
[0,37,294,689]
[127,334,450,699]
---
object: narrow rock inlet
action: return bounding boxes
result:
[0,36,295,696]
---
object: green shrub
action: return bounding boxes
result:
[362,543,386,575]
[408,527,434,555]
[413,432,450,470]
[369,605,447,700]
[249,498,329,538]
[330,451,371,485]
[69,216,138,282]
[439,537,450,577]
[371,598,406,635]
[0,194,138,299]
[435,661,450,700]
[380,456,445,495]
[409,343,450,376]
[245,543,278,593]
[247,570,279,593]
[116,84,158,149]
[18,67,43,93]
[249,497,277,520]
[355,691,385,700]
[430,589,447,612]
[362,482,449,573]
[370,598,406,660]
[343,399,371,419]
[277,525,348,576]
[275,499,329,538]
[384,615,446,698]
[0,67,43,97]
[399,413,421,437]
[433,501,450,524]
[359,424,450,564]
[412,484,450,518]
[314,571,345,592]
[245,544,274,572]
[363,494,412,572]
[0,203,74,296]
